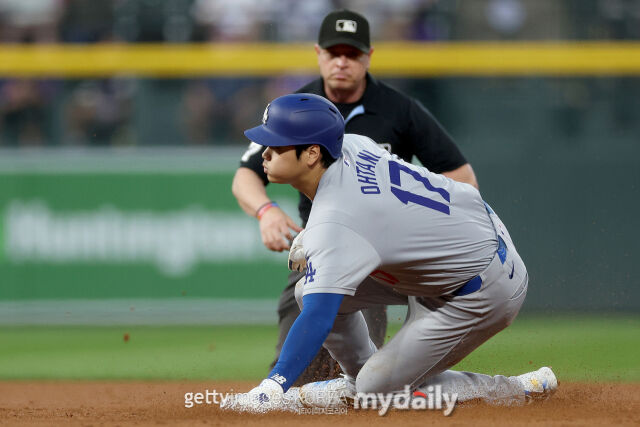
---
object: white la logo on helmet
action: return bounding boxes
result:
[262,103,270,124]
[336,19,357,33]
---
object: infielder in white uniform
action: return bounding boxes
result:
[228,93,557,412]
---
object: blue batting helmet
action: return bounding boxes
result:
[244,93,344,159]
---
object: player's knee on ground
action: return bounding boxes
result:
[355,358,402,394]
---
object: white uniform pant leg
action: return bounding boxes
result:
[422,370,525,406]
[356,242,528,405]
[416,206,528,405]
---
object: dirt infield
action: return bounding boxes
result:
[1,381,639,426]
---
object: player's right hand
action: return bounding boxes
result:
[259,206,303,252]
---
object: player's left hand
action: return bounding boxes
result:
[221,379,284,413]
[288,229,307,272]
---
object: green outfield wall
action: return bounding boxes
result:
[1,145,638,322]
[0,149,299,304]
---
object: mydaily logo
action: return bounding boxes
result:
[354,385,457,416]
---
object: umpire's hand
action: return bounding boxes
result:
[259,206,303,252]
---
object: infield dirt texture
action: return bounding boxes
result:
[1,381,639,426]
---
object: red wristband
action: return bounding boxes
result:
[256,202,279,220]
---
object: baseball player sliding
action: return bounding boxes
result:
[226,94,557,412]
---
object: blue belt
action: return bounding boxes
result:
[452,235,507,297]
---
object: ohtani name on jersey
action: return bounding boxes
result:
[356,150,382,195]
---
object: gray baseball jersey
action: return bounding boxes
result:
[302,133,497,298]
[295,134,531,402]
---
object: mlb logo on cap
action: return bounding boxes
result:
[336,19,357,33]
[318,9,370,53]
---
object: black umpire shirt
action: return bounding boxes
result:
[239,73,468,226]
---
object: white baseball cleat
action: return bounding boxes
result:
[299,375,356,408]
[281,387,305,412]
[517,367,558,402]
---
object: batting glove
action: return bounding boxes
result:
[288,229,306,272]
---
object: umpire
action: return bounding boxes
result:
[231,9,478,385]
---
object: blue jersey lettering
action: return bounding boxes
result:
[356,150,382,195]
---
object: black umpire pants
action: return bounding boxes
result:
[271,270,388,386]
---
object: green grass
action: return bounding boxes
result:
[1,315,638,382]
[436,314,640,382]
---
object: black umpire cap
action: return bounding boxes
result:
[318,9,370,53]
